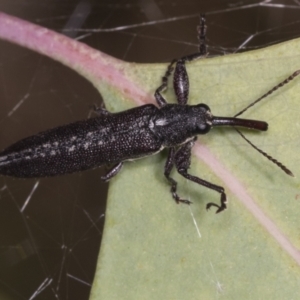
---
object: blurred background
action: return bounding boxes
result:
[0,0,300,299]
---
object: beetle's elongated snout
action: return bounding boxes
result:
[212,116,268,131]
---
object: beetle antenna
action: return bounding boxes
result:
[235,128,294,177]
[234,70,300,117]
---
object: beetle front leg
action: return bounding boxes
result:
[174,138,227,213]
[164,148,192,205]
[155,59,177,107]
[198,14,207,57]
[173,14,208,105]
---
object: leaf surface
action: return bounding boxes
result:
[91,39,300,299]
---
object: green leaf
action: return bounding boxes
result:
[91,38,300,299]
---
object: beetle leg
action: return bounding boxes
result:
[92,103,111,116]
[173,14,207,105]
[101,162,123,181]
[174,138,227,213]
[155,59,177,107]
[164,147,192,205]
[155,15,207,107]
[198,14,207,57]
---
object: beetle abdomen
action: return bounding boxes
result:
[0,105,162,178]
[0,118,110,177]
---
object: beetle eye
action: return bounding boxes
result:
[197,103,210,111]
[195,104,212,134]
[197,122,211,134]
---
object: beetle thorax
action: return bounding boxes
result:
[149,104,212,147]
